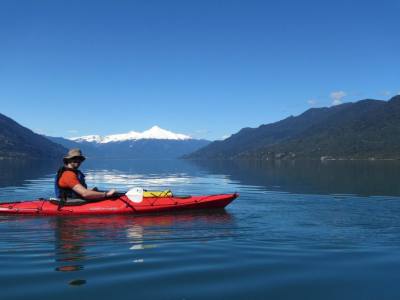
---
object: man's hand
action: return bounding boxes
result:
[106,189,117,197]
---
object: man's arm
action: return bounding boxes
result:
[72,184,116,199]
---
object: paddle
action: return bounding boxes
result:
[111,187,144,203]
[125,187,144,203]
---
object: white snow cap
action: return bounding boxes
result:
[71,126,192,143]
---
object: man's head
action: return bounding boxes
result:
[63,148,86,168]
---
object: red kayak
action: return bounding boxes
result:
[0,193,238,215]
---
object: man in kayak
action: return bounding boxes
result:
[55,148,116,201]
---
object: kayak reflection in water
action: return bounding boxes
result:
[55,148,117,203]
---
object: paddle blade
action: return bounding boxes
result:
[126,187,144,203]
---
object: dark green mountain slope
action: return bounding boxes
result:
[0,113,66,159]
[187,96,400,160]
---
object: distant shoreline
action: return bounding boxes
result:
[2,156,400,162]
[183,157,400,161]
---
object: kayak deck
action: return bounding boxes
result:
[0,193,238,215]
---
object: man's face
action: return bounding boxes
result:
[69,158,83,168]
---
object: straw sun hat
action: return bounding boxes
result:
[63,148,86,162]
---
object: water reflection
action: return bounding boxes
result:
[3,158,400,198]
[0,159,207,201]
[0,159,59,188]
[85,171,193,187]
[48,211,234,284]
[83,159,203,176]
[54,218,87,273]
[190,159,400,196]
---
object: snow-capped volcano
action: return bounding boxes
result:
[70,126,192,143]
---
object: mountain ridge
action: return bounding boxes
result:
[186,96,400,160]
[48,135,210,159]
[0,113,66,159]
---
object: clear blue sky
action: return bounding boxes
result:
[0,0,399,140]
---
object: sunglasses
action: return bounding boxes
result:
[70,158,84,163]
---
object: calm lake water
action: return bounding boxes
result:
[1,159,400,299]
